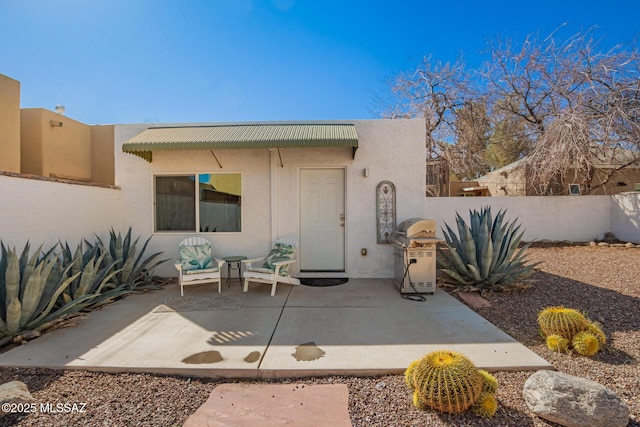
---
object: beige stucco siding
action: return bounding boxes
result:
[91,125,115,185]
[0,74,21,173]
[21,108,92,180]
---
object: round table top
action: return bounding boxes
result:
[223,255,247,262]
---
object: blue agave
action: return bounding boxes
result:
[437,207,540,291]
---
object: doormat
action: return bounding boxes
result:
[154,294,245,312]
[300,278,349,287]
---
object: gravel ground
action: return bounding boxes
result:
[1,246,638,426]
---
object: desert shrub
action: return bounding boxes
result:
[437,207,539,292]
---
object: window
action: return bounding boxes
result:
[539,185,553,195]
[568,184,581,196]
[154,173,242,232]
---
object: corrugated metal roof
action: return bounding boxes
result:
[122,124,358,162]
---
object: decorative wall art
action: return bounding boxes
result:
[376,180,396,243]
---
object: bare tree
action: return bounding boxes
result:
[482,29,640,193]
[381,56,469,159]
[450,100,491,179]
[485,96,532,170]
[381,28,640,194]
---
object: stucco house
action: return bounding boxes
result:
[478,156,640,197]
[116,119,426,279]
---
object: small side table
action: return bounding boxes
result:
[223,256,247,288]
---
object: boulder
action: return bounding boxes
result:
[0,381,34,416]
[523,370,629,427]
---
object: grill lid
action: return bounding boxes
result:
[394,218,437,238]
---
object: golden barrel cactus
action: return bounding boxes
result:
[404,359,420,388]
[406,350,483,414]
[545,334,570,353]
[478,369,498,394]
[586,322,607,345]
[572,331,600,357]
[471,391,498,418]
[537,306,589,339]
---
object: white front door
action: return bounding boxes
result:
[300,168,345,271]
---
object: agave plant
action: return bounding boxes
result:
[87,228,168,291]
[0,242,90,340]
[437,207,540,291]
[54,241,125,311]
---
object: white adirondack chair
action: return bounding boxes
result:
[242,237,301,296]
[175,237,225,296]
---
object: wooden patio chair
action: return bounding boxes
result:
[175,237,225,296]
[242,237,301,296]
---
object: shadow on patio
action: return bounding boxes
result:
[0,279,551,378]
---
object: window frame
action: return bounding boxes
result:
[153,172,243,234]
[568,184,581,196]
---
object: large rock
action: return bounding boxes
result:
[0,381,34,416]
[523,370,629,427]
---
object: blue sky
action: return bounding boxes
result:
[1,0,639,125]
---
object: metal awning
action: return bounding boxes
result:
[122,124,359,162]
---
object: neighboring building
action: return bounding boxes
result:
[477,159,528,196]
[425,158,449,197]
[0,74,21,173]
[116,119,426,278]
[0,74,115,185]
[478,157,640,196]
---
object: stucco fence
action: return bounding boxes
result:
[425,193,640,244]
[0,173,123,250]
[1,173,639,266]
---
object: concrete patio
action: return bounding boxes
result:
[0,279,552,377]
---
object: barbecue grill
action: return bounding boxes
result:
[390,218,442,294]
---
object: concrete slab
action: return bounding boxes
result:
[259,303,550,376]
[0,285,282,377]
[0,279,552,377]
[184,383,351,427]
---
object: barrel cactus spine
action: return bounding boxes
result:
[412,391,428,410]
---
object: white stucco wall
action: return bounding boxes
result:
[114,119,426,278]
[0,174,123,249]
[425,195,612,242]
[611,192,640,243]
[273,119,426,278]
